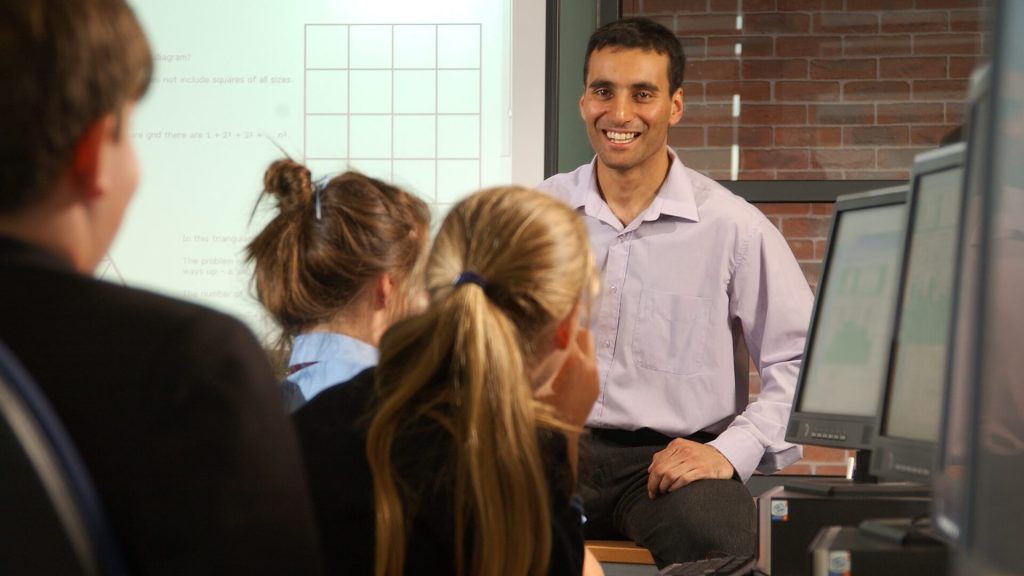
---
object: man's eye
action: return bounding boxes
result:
[594,88,610,97]
[635,91,652,100]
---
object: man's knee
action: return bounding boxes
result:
[624,479,756,565]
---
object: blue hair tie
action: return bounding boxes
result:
[452,271,487,289]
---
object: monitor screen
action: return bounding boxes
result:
[883,162,966,442]
[786,188,906,451]
[870,143,967,483]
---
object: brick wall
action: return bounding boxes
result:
[619,0,991,475]
[624,0,988,181]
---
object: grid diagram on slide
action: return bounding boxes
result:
[303,23,483,204]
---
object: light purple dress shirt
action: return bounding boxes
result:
[537,148,812,481]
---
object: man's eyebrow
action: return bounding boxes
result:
[587,79,613,90]
[631,82,660,93]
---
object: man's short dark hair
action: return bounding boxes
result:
[584,17,686,95]
[0,0,153,214]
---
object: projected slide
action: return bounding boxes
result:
[109,0,542,342]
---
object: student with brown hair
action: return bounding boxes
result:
[247,163,430,411]
[0,0,323,574]
[295,186,601,576]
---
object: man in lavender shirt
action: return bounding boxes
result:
[537,18,812,566]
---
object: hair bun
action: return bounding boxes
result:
[263,158,312,210]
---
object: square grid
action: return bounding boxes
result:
[304,24,482,204]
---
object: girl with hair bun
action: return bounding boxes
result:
[294,186,603,576]
[247,160,430,411]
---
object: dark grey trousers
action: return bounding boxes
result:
[580,428,756,568]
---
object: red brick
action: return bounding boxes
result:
[881,11,948,33]
[846,0,912,9]
[757,203,811,216]
[776,170,833,180]
[812,203,834,216]
[843,81,910,101]
[824,0,842,9]
[844,169,911,180]
[946,103,967,125]
[678,14,740,35]
[950,57,983,79]
[775,127,842,147]
[911,125,957,146]
[679,148,731,171]
[742,59,808,79]
[740,104,808,125]
[623,0,640,15]
[744,13,810,34]
[916,0,983,7]
[810,149,876,169]
[912,79,970,101]
[681,81,705,102]
[784,216,832,238]
[776,36,842,58]
[682,103,734,124]
[810,58,876,80]
[706,81,772,101]
[742,149,810,170]
[678,36,707,60]
[877,147,922,170]
[647,15,678,33]
[814,465,850,476]
[775,81,840,102]
[914,34,982,56]
[951,10,987,33]
[708,126,773,147]
[736,170,775,180]
[686,60,740,81]
[707,36,774,58]
[843,126,909,146]
[810,104,874,125]
[801,445,850,462]
[800,261,823,286]
[729,0,776,10]
[777,0,823,10]
[814,238,828,258]
[645,0,707,12]
[844,34,912,57]
[787,238,815,260]
[878,102,944,124]
[880,57,947,79]
[702,170,734,180]
[813,12,878,34]
[668,126,705,148]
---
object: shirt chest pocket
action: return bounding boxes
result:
[632,290,712,376]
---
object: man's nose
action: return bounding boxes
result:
[610,95,633,123]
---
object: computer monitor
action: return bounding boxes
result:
[958,1,1024,572]
[932,64,990,546]
[869,143,967,484]
[784,186,907,481]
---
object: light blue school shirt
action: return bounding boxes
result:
[286,332,379,403]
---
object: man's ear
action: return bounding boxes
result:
[70,114,115,199]
[670,87,684,125]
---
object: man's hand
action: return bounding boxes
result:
[646,438,735,498]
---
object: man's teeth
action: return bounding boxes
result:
[606,130,637,143]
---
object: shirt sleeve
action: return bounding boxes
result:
[708,216,812,481]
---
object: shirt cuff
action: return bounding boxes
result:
[708,427,767,483]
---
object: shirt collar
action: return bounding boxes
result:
[571,147,700,227]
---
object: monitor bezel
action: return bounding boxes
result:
[784,185,908,453]
[931,64,990,546]
[869,142,969,483]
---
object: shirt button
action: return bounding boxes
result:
[603,339,612,348]
[610,285,618,294]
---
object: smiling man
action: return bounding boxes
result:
[538,18,813,566]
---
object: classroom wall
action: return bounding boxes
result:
[620,0,989,475]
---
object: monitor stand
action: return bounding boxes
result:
[783,450,930,497]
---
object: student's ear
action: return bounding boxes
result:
[374,273,395,310]
[553,304,581,351]
[70,113,116,199]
